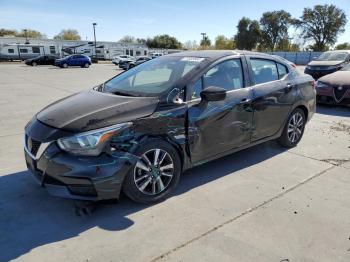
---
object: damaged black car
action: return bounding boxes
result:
[24,51,316,204]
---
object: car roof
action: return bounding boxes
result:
[167,50,276,60]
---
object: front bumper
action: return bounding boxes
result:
[316,86,350,106]
[304,67,340,79]
[24,143,136,201]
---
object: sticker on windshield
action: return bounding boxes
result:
[180,57,205,63]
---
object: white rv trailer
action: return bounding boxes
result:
[0,43,60,60]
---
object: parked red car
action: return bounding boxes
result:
[316,64,350,106]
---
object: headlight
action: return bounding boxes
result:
[57,122,132,156]
[316,81,329,89]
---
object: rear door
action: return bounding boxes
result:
[247,57,296,141]
[187,57,254,163]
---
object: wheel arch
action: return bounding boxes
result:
[132,134,186,172]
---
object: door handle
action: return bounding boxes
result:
[239,98,252,107]
[239,98,252,105]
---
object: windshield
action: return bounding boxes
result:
[316,52,348,61]
[103,56,206,97]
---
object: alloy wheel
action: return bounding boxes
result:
[134,148,174,195]
[287,112,304,143]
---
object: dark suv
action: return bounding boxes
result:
[24,51,316,204]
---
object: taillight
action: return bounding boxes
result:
[311,80,316,89]
[291,63,297,68]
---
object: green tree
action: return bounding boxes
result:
[136,38,147,44]
[17,29,45,39]
[54,29,81,40]
[336,42,350,50]
[200,36,211,49]
[214,35,235,50]
[260,10,292,51]
[234,17,261,50]
[295,5,347,51]
[275,38,301,51]
[119,35,136,43]
[0,28,18,37]
[146,34,182,49]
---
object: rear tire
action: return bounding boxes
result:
[122,138,181,204]
[277,108,306,148]
[84,63,90,68]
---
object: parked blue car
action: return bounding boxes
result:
[54,54,91,68]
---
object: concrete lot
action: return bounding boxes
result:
[0,63,349,262]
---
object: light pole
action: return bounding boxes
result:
[201,33,206,49]
[24,29,29,44]
[92,23,97,58]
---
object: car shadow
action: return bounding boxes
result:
[0,141,286,261]
[316,104,350,117]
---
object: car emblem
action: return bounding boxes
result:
[333,86,347,103]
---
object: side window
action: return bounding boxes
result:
[277,63,288,79]
[20,49,28,53]
[8,49,14,53]
[189,79,203,100]
[203,59,244,91]
[251,59,278,85]
[32,46,40,53]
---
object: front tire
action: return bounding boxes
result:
[62,63,68,68]
[278,108,306,148]
[83,63,90,68]
[123,139,181,204]
[32,62,37,66]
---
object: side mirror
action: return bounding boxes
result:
[200,86,227,101]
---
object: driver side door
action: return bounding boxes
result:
[187,58,254,163]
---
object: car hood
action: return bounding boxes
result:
[308,60,344,66]
[36,89,159,132]
[318,71,350,86]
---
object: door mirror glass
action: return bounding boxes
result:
[200,86,226,101]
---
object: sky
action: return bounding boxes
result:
[1,0,350,45]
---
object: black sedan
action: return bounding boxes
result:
[25,55,58,66]
[305,51,350,79]
[127,56,151,70]
[24,51,316,204]
[118,58,135,70]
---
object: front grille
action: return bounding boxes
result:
[25,134,42,156]
[333,86,348,102]
[30,139,41,155]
